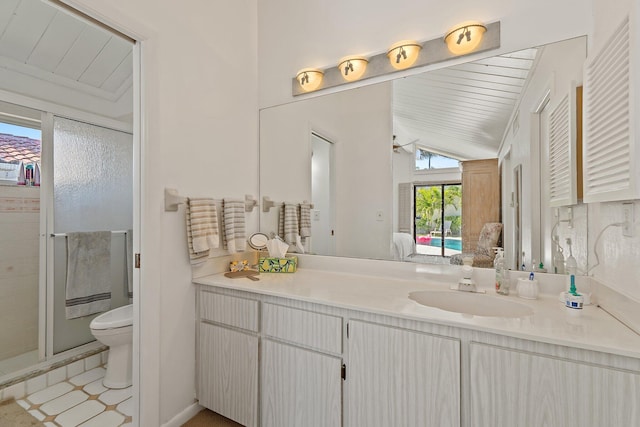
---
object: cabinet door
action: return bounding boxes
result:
[347,320,460,427]
[198,323,258,427]
[261,339,342,427]
[470,342,640,427]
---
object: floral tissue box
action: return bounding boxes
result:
[258,256,298,273]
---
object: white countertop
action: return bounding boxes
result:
[194,263,640,359]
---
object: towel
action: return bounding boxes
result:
[223,199,246,253]
[125,229,133,302]
[278,203,285,239]
[299,203,312,241]
[282,203,299,245]
[65,231,112,319]
[188,198,220,252]
[184,199,219,264]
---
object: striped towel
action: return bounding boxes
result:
[223,199,246,253]
[185,201,213,263]
[282,203,299,245]
[188,198,220,253]
[299,203,312,241]
[278,203,285,239]
[65,231,112,319]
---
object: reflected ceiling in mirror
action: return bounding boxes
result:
[260,36,588,273]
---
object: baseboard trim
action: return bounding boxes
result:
[161,402,203,427]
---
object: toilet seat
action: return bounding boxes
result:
[90,304,133,330]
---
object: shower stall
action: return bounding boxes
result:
[0,110,133,381]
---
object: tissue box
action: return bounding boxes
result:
[258,256,297,273]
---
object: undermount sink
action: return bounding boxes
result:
[409,290,535,318]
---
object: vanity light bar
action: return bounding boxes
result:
[292,21,500,96]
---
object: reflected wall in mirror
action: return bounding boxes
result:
[260,36,588,273]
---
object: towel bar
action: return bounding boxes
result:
[51,230,128,237]
[165,188,259,212]
[262,196,314,212]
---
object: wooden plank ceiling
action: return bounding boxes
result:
[0,0,133,103]
[393,48,537,160]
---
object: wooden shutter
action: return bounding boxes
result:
[583,15,636,202]
[548,89,577,206]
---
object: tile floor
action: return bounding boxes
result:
[15,366,132,426]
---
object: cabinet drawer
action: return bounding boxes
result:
[200,291,259,332]
[262,303,342,354]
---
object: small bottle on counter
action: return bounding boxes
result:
[565,275,583,314]
[494,248,509,295]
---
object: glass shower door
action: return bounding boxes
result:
[51,117,132,354]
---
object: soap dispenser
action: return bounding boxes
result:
[494,248,508,295]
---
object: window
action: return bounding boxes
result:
[415,148,459,170]
[0,121,41,185]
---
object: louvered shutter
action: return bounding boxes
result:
[548,90,577,207]
[583,15,638,202]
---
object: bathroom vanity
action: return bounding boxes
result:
[194,264,640,427]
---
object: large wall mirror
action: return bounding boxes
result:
[259,36,588,274]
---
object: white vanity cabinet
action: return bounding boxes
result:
[196,281,640,427]
[347,320,461,427]
[469,342,640,427]
[260,303,343,427]
[197,291,259,427]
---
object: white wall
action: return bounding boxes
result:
[66,0,259,425]
[258,0,593,109]
[260,83,393,260]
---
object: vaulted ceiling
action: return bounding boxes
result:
[0,0,133,118]
[393,48,537,160]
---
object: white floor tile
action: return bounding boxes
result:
[84,354,102,371]
[28,381,74,405]
[43,423,57,427]
[66,360,85,378]
[40,390,87,416]
[16,399,30,410]
[83,378,107,396]
[98,386,132,405]
[47,366,67,386]
[79,409,124,427]
[28,409,45,421]
[116,397,133,416]
[69,367,106,386]
[26,374,47,394]
[55,400,105,427]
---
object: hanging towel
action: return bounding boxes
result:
[223,199,246,253]
[65,231,112,319]
[278,203,285,239]
[282,203,299,246]
[185,199,216,263]
[125,229,133,302]
[188,198,220,252]
[299,203,312,241]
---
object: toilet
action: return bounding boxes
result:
[90,304,133,389]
